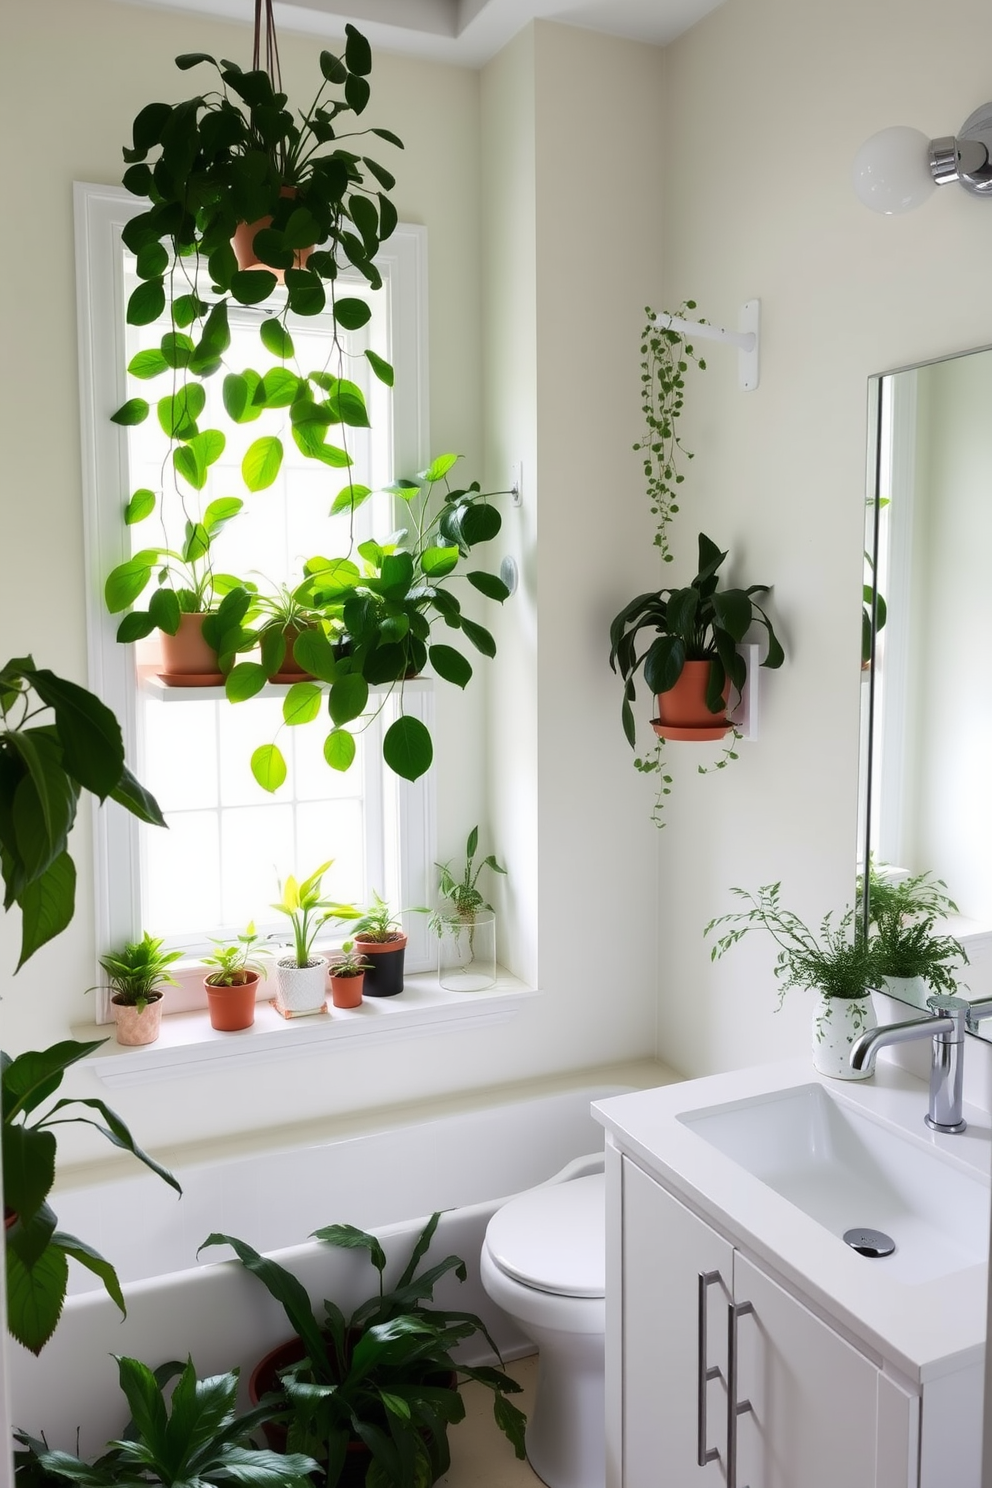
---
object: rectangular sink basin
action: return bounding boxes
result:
[678,1084,989,1284]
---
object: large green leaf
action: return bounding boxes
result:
[110,398,149,427]
[283,683,323,726]
[419,453,459,484]
[242,436,283,491]
[261,368,301,408]
[428,645,472,690]
[420,546,459,579]
[458,619,496,659]
[260,317,294,359]
[105,551,157,611]
[326,378,369,428]
[198,1233,327,1365]
[124,488,155,525]
[2,1126,56,1224]
[333,297,372,330]
[329,674,369,725]
[225,662,269,702]
[250,744,287,793]
[1,1039,101,1120]
[364,349,394,387]
[383,716,433,781]
[323,729,356,772]
[25,667,125,797]
[157,383,205,439]
[15,851,76,968]
[45,1097,181,1193]
[110,764,167,827]
[55,1233,126,1318]
[127,350,168,381]
[231,269,278,305]
[10,729,78,883]
[126,280,166,327]
[6,1235,67,1354]
[330,483,372,516]
[292,631,338,683]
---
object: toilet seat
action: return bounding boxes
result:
[483,1172,604,1298]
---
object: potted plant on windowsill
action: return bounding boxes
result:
[270,861,344,1017]
[327,940,371,1009]
[609,532,785,824]
[430,827,506,992]
[705,883,886,1080]
[3,1041,181,1355]
[339,891,427,998]
[95,931,184,1046]
[203,921,269,1030]
[16,1355,318,1486]
[199,1212,526,1488]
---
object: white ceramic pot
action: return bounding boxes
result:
[274,957,328,1017]
[882,975,929,1013]
[812,991,877,1080]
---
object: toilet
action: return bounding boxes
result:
[480,1170,606,1488]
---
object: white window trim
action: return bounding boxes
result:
[73,183,435,1013]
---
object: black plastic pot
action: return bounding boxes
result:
[356,934,407,997]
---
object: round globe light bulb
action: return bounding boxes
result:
[853,126,934,214]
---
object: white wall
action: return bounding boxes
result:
[653,0,992,1075]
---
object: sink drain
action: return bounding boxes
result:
[843,1227,895,1258]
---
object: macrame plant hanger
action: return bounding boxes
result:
[252,0,283,90]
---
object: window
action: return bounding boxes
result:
[74,183,433,1012]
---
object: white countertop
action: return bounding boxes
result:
[593,1059,991,1386]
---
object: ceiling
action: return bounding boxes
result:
[116,0,726,65]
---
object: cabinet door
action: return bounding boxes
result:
[733,1253,881,1488]
[620,1158,734,1488]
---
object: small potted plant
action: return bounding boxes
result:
[861,863,967,1007]
[199,1212,526,1488]
[16,1355,318,1486]
[327,939,372,1009]
[2,1040,181,1355]
[343,891,427,998]
[202,921,269,1031]
[96,931,183,1046]
[270,861,341,1017]
[430,827,506,992]
[248,582,333,682]
[705,883,886,1080]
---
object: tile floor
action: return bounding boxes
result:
[441,1354,542,1488]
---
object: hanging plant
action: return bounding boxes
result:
[633,302,707,564]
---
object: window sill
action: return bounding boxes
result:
[72,969,538,1088]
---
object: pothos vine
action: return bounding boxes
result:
[633,301,707,564]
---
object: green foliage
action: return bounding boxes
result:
[202,921,269,986]
[860,863,967,991]
[339,891,428,943]
[329,940,372,977]
[198,1212,526,1488]
[0,658,165,967]
[632,303,707,564]
[271,862,351,967]
[2,1042,181,1355]
[429,826,506,935]
[18,1355,317,1485]
[705,883,886,1004]
[96,932,183,1011]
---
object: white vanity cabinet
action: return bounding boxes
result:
[614,1153,919,1488]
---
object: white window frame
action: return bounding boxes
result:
[73,183,434,1016]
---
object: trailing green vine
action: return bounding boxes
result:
[633,302,707,563]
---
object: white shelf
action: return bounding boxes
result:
[73,969,538,1088]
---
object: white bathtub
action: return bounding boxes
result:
[10,1075,647,1456]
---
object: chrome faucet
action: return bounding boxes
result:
[850,994,979,1133]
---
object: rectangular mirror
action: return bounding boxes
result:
[860,344,992,1040]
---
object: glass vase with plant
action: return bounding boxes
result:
[430,827,506,992]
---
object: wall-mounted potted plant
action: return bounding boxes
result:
[2,1040,181,1354]
[270,861,340,1017]
[16,1355,318,1485]
[705,883,885,1079]
[202,920,269,1030]
[96,931,183,1046]
[327,939,371,1009]
[430,827,506,992]
[199,1212,526,1487]
[609,532,784,823]
[341,890,426,998]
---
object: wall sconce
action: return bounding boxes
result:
[853,103,992,213]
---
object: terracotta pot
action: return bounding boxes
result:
[159,613,222,684]
[113,994,164,1046]
[204,971,261,1031]
[232,187,314,280]
[653,660,730,737]
[267,623,318,683]
[330,970,365,1009]
[356,932,407,998]
[273,957,328,1017]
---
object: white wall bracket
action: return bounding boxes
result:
[729,643,761,739]
[651,300,760,392]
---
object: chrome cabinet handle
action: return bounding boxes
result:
[726,1299,754,1488]
[696,1270,722,1467]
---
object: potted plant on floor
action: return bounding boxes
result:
[705,883,886,1080]
[199,1212,526,1488]
[96,932,183,1047]
[3,1041,181,1354]
[430,827,506,992]
[15,1355,318,1485]
[270,861,343,1017]
[327,940,371,1009]
[202,921,269,1031]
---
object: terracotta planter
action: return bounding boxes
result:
[204,971,261,1031]
[273,956,328,1018]
[652,660,731,740]
[330,970,365,1009]
[356,932,407,998]
[267,623,318,684]
[159,613,222,685]
[232,187,314,280]
[113,994,164,1046]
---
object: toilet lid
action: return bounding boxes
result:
[485,1173,605,1298]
